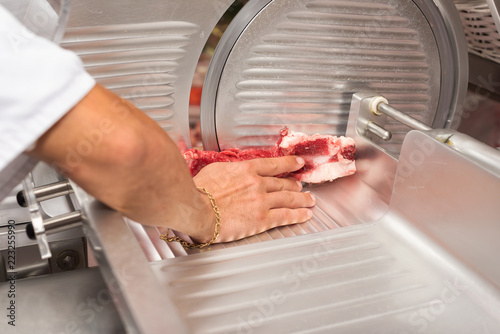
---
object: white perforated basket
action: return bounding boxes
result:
[455,0,500,63]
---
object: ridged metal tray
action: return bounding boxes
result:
[201,0,468,156]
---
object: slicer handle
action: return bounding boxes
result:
[26,210,83,240]
[17,180,73,207]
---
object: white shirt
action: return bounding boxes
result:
[0,5,95,201]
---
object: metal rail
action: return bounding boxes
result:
[377,102,433,131]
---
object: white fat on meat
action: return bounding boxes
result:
[297,156,356,183]
[277,130,356,183]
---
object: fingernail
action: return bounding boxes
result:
[296,157,305,165]
[307,210,313,218]
[306,191,316,202]
[296,181,303,189]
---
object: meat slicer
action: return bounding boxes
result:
[1,0,500,333]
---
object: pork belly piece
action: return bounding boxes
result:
[182,128,356,183]
[275,128,356,183]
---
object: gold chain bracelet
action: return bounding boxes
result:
[159,187,221,249]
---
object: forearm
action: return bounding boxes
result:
[27,84,315,245]
[28,84,214,239]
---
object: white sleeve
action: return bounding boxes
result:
[0,5,96,200]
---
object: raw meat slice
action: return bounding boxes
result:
[183,128,356,183]
[183,148,273,179]
[274,128,356,183]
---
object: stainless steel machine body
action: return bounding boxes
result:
[1,0,500,333]
[201,0,468,155]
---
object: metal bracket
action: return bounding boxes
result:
[347,92,434,146]
[22,175,51,259]
[346,92,394,151]
[348,92,500,176]
[21,177,82,259]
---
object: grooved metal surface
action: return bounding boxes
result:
[202,0,467,155]
[61,21,198,132]
[129,203,343,261]
[149,223,500,333]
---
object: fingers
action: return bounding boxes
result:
[267,207,314,227]
[263,177,303,193]
[266,190,316,209]
[249,156,305,177]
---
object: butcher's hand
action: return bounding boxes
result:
[190,156,316,243]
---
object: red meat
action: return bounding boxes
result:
[183,128,356,183]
